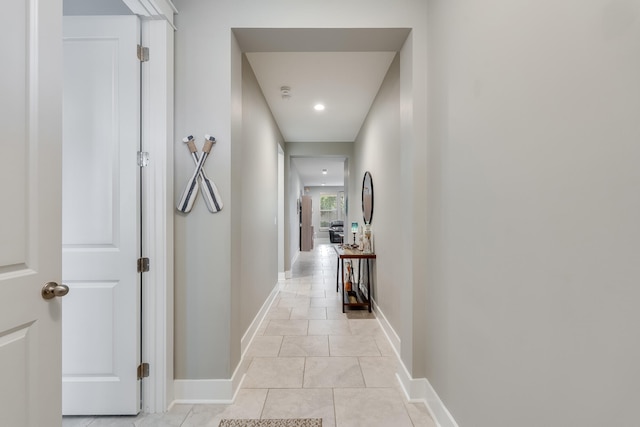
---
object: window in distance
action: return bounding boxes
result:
[320,194,338,229]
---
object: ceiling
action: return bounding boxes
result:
[246,51,396,143]
[291,157,346,187]
[247,50,396,187]
[236,28,410,188]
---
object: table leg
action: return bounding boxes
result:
[366,259,371,312]
[341,258,345,313]
[336,255,340,292]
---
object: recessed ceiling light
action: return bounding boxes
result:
[314,103,325,111]
[322,169,327,175]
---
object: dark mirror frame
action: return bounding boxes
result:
[362,171,374,224]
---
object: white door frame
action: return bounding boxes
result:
[124,0,176,414]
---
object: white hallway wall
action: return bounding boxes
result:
[172,0,427,399]
[170,0,640,426]
[424,1,640,426]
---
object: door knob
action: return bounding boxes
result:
[42,282,70,300]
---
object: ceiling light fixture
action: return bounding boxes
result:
[314,103,325,111]
[322,169,327,175]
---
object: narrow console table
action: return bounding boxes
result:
[333,246,376,313]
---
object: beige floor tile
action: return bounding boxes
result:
[326,306,348,320]
[263,319,309,336]
[277,290,298,299]
[62,417,94,427]
[329,335,381,357]
[261,388,336,427]
[348,319,383,335]
[374,335,397,357]
[310,297,341,309]
[266,307,292,320]
[308,319,351,335]
[278,296,311,308]
[290,306,327,320]
[134,411,189,427]
[181,390,268,427]
[296,289,327,298]
[243,357,305,388]
[245,336,283,358]
[405,402,437,427]
[279,335,329,357]
[334,388,414,427]
[311,283,335,291]
[83,416,140,426]
[303,357,365,388]
[282,283,311,292]
[359,356,398,388]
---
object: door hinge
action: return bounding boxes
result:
[137,44,149,62]
[137,257,150,273]
[137,151,150,167]
[137,362,150,380]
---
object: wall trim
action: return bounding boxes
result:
[173,379,235,404]
[372,299,400,355]
[172,281,281,405]
[374,300,458,427]
[278,271,286,281]
[396,366,459,427]
[139,16,174,414]
[241,281,281,355]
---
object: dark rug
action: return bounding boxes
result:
[345,309,375,319]
[219,420,321,427]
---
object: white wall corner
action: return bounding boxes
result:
[374,301,458,427]
[173,282,280,405]
[240,281,280,355]
[396,361,459,427]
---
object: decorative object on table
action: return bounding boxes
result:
[358,225,364,251]
[362,171,374,224]
[177,134,222,213]
[218,419,322,427]
[348,292,358,304]
[351,221,358,246]
[363,223,373,254]
[344,261,352,292]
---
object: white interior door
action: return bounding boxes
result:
[62,15,141,415]
[0,1,63,426]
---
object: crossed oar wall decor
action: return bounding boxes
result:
[177,135,223,213]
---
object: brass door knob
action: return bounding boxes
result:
[41,282,70,300]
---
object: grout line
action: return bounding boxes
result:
[259,389,270,419]
[178,406,194,427]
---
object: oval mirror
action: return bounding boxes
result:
[362,171,374,224]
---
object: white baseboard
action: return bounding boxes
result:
[173,282,280,405]
[396,366,459,427]
[278,271,286,281]
[372,299,400,355]
[173,379,234,404]
[374,301,458,427]
[241,282,281,355]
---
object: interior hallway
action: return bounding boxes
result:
[63,240,435,426]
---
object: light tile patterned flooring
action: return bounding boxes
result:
[63,240,435,427]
